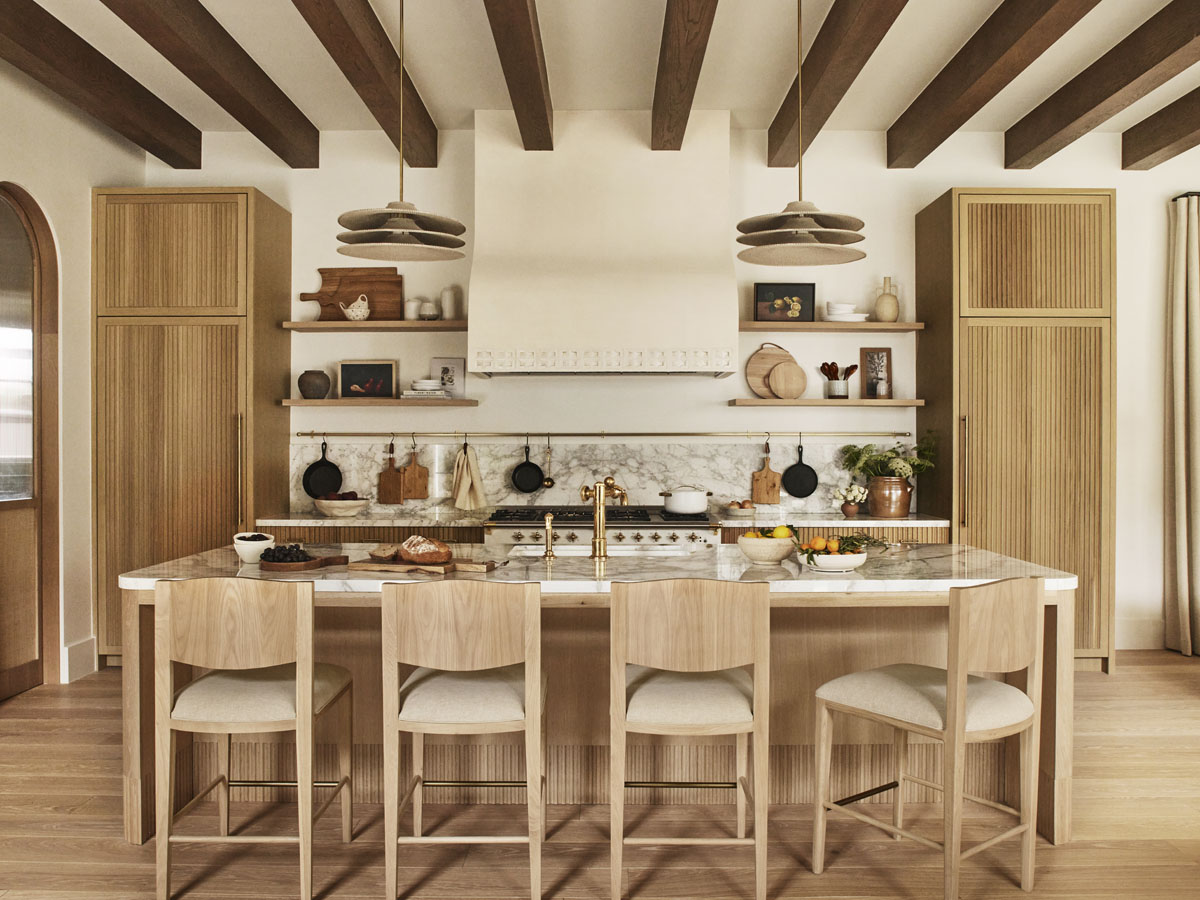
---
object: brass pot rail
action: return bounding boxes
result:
[294,429,911,440]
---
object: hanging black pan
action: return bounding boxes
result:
[511,439,545,493]
[303,440,343,498]
[781,435,818,498]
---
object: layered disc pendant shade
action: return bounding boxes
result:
[335,1,465,262]
[736,4,865,266]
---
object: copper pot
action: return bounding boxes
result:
[866,476,913,518]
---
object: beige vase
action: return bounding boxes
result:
[875,276,900,323]
[866,476,912,517]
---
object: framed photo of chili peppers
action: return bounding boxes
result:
[338,359,397,399]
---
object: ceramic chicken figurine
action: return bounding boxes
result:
[339,293,371,321]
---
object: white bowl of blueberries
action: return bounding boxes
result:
[233,532,275,564]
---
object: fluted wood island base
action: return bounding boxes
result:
[120,544,1075,848]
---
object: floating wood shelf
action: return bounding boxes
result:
[281,398,479,407]
[282,320,468,333]
[728,398,925,407]
[739,321,924,333]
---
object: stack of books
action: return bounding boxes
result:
[401,389,450,399]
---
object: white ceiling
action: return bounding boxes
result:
[29,0,1200,149]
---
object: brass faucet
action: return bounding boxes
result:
[543,512,556,560]
[580,476,629,560]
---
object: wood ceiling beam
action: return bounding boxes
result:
[290,0,437,167]
[482,0,553,151]
[1122,85,1200,170]
[768,0,907,168]
[1005,0,1200,169]
[887,0,1100,169]
[651,0,719,151]
[0,0,200,168]
[99,0,319,168]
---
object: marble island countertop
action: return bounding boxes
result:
[256,511,950,529]
[120,542,1075,594]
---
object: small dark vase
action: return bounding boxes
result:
[840,501,860,518]
[298,369,331,400]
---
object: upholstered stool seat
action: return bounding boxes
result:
[625,664,753,728]
[398,664,547,724]
[172,663,352,724]
[816,663,1034,733]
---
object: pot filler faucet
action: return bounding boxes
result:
[579,476,629,560]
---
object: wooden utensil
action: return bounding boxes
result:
[751,441,782,504]
[377,440,405,504]
[398,436,429,500]
[745,342,796,398]
[259,554,349,573]
[767,361,807,399]
[346,558,501,575]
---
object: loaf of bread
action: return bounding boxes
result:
[399,535,452,565]
[369,544,402,561]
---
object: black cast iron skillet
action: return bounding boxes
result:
[303,440,343,498]
[781,437,818,498]
[511,442,544,493]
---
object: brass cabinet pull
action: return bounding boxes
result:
[237,412,244,531]
[959,415,968,529]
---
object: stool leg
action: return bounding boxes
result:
[753,725,768,900]
[384,724,400,900]
[812,698,832,876]
[541,713,548,841]
[217,733,230,837]
[526,717,543,900]
[943,734,965,900]
[155,728,175,900]
[412,732,424,837]
[736,732,748,839]
[893,728,908,839]
[298,726,314,900]
[340,687,354,843]
[1020,725,1037,891]
[610,723,625,900]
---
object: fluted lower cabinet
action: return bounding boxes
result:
[92,188,291,657]
[916,188,1115,667]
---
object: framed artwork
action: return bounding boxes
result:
[859,347,893,399]
[754,283,815,322]
[430,357,466,398]
[339,359,397,398]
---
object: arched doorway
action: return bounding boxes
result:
[0,182,59,697]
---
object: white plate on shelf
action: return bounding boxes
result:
[824,314,870,322]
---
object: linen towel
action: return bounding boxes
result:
[452,445,489,510]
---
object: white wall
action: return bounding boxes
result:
[0,62,148,681]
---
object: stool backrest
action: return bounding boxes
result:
[382,580,541,671]
[155,577,312,669]
[612,579,769,672]
[949,577,1044,675]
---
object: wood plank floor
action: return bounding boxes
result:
[0,650,1197,898]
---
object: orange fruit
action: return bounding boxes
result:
[827,539,840,552]
[810,537,827,551]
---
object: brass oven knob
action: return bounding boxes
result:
[614,532,626,542]
[687,533,699,543]
[651,532,661,542]
[669,533,679,542]
[632,532,643,541]
[531,532,542,542]
[552,533,561,542]
[513,532,524,542]
[567,532,578,542]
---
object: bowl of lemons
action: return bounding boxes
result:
[737,525,797,564]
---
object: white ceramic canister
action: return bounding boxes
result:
[404,297,423,320]
[440,287,459,320]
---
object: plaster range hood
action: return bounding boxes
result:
[468,110,737,377]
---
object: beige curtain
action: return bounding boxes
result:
[1166,194,1200,655]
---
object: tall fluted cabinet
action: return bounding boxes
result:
[92,188,292,659]
[916,188,1115,669]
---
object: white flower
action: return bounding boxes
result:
[888,458,913,478]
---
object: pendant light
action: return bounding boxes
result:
[336,0,466,261]
[736,0,864,266]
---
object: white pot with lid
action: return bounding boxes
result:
[658,485,713,515]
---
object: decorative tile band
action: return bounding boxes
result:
[470,347,735,373]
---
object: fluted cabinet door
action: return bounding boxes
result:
[960,318,1112,656]
[94,318,244,654]
[958,192,1112,316]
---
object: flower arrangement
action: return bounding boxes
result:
[834,484,868,504]
[838,434,936,482]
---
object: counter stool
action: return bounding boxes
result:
[381,581,544,900]
[811,577,1045,900]
[154,577,353,900]
[610,579,770,900]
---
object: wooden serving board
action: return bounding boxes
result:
[751,457,782,504]
[347,558,500,575]
[378,452,405,504]
[767,360,807,399]
[399,452,429,500]
[299,267,405,321]
[745,342,795,398]
[259,555,349,572]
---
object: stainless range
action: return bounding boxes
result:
[483,505,721,555]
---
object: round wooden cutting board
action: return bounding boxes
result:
[745,343,796,398]
[767,361,807,399]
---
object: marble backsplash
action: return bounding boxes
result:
[289,439,910,518]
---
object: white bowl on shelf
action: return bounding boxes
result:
[233,532,275,563]
[314,498,370,518]
[807,552,868,572]
[737,535,795,564]
[825,313,871,322]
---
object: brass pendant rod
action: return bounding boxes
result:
[398,0,405,202]
[295,429,911,440]
[797,0,803,200]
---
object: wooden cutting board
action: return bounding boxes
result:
[347,558,499,575]
[745,342,795,398]
[298,267,405,320]
[259,555,349,572]
[399,452,429,500]
[751,456,782,504]
[767,361,807,399]
[378,449,405,505]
